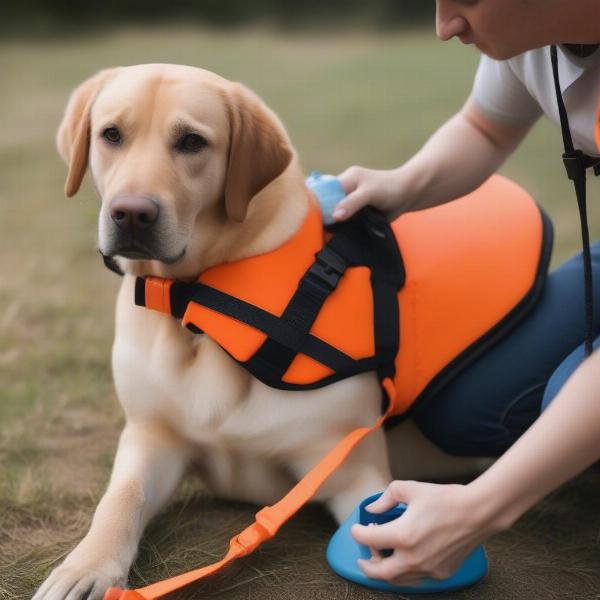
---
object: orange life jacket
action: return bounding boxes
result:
[136,174,551,416]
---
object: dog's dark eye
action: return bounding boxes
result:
[102,127,122,145]
[177,133,208,154]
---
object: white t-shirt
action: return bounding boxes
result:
[472,45,600,156]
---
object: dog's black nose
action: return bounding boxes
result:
[110,194,159,231]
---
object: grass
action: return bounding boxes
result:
[1,24,599,599]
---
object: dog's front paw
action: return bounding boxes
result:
[32,554,127,600]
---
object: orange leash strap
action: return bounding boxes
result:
[103,378,399,600]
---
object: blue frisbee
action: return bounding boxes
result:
[327,492,488,594]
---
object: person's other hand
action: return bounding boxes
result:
[351,480,497,585]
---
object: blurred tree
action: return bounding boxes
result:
[1,0,435,34]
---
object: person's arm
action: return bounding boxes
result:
[334,96,533,221]
[351,349,600,584]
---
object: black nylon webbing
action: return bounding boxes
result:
[187,282,360,375]
[133,207,405,388]
[245,243,348,380]
[370,274,400,380]
[243,210,404,383]
[362,209,404,381]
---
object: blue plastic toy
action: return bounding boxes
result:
[327,492,489,594]
[305,171,346,225]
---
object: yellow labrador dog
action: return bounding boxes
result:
[35,64,480,600]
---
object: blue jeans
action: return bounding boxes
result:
[540,336,600,411]
[409,240,600,457]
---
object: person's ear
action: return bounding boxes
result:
[223,83,293,222]
[56,68,117,197]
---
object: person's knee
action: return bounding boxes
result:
[412,386,542,457]
[412,405,496,456]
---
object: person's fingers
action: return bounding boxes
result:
[367,524,383,561]
[358,553,426,582]
[331,188,369,221]
[351,520,408,550]
[365,480,417,513]
[389,573,428,587]
[359,549,461,585]
[337,165,363,194]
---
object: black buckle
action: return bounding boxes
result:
[562,150,600,181]
[307,246,347,290]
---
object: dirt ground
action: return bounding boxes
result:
[4,464,600,599]
[114,470,600,600]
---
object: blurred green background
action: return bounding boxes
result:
[1,6,600,600]
[1,1,434,33]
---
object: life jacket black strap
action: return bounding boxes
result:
[550,45,599,357]
[99,208,403,396]
[134,207,405,389]
[191,281,364,377]
[244,241,349,381]
[135,276,366,376]
[245,207,405,383]
[133,277,198,319]
[332,207,405,381]
[354,208,405,381]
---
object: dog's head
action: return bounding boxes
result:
[57,64,293,276]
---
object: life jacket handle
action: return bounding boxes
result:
[102,378,400,600]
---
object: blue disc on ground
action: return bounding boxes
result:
[327,493,488,594]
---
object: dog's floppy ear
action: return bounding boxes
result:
[56,69,116,198]
[223,83,293,222]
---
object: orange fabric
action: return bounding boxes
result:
[391,175,542,412]
[282,266,375,383]
[182,175,542,412]
[144,277,172,315]
[144,176,544,414]
[103,378,400,600]
[182,195,323,361]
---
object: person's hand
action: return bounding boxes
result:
[334,166,409,222]
[351,480,499,585]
